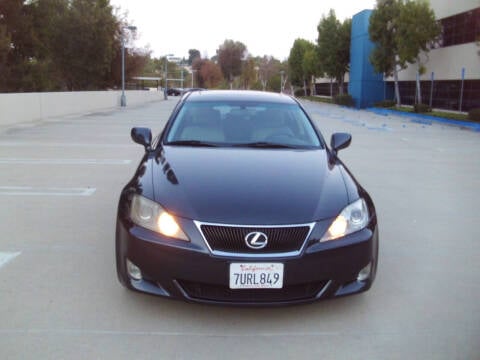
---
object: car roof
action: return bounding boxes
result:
[183,90,298,105]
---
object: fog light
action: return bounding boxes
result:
[357,263,372,282]
[126,259,142,281]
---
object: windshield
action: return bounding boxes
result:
[164,101,322,148]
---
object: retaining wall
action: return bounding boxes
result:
[0,90,162,127]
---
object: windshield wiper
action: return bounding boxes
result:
[166,140,219,147]
[233,142,299,149]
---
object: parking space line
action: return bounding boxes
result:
[0,186,96,196]
[0,142,132,148]
[0,252,21,269]
[0,158,131,165]
[0,328,341,336]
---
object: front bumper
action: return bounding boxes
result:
[116,218,378,306]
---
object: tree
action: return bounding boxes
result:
[0,0,38,91]
[0,0,146,92]
[109,46,150,89]
[52,0,119,90]
[288,38,310,94]
[29,0,70,90]
[396,0,441,104]
[369,0,440,105]
[317,9,351,95]
[302,45,322,96]
[257,55,282,91]
[369,0,399,100]
[192,57,206,88]
[240,57,256,89]
[0,23,11,89]
[216,39,247,89]
[188,49,200,65]
[199,60,222,88]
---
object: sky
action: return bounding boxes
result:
[110,0,377,61]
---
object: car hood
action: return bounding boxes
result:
[151,146,349,224]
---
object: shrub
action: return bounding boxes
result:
[294,88,310,97]
[333,94,354,107]
[413,103,432,113]
[468,108,480,122]
[375,100,396,108]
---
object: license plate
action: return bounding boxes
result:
[229,263,284,289]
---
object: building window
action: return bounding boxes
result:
[394,80,480,111]
[439,8,480,47]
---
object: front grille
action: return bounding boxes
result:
[178,280,328,303]
[199,224,311,255]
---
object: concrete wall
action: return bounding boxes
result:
[0,90,163,127]
[394,43,479,82]
[430,0,478,18]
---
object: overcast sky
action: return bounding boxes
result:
[110,0,377,61]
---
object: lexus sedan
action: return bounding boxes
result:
[115,90,378,305]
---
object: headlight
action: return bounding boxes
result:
[130,194,189,241]
[320,198,369,242]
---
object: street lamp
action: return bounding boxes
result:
[280,70,285,93]
[163,54,174,100]
[121,25,137,107]
[191,69,197,88]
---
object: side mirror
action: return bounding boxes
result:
[131,127,152,152]
[330,132,351,157]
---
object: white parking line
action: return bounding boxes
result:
[0,252,21,269]
[0,158,131,165]
[0,142,132,148]
[0,186,96,196]
[0,328,341,337]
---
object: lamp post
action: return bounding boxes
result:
[191,69,197,88]
[163,54,174,100]
[121,25,137,107]
[280,70,285,93]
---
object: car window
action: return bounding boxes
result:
[165,101,322,148]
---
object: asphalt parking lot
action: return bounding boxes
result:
[1,97,479,359]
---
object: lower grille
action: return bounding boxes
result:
[198,223,312,255]
[177,280,328,303]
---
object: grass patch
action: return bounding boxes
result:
[391,106,470,122]
[302,96,334,104]
[302,97,474,123]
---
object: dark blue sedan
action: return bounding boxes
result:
[115,90,378,305]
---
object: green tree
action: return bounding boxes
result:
[257,55,282,91]
[317,9,351,95]
[188,49,200,65]
[0,0,38,91]
[28,0,69,90]
[288,38,311,95]
[52,0,119,90]
[369,0,440,105]
[216,39,247,89]
[0,23,11,89]
[303,45,322,95]
[396,0,441,104]
[240,57,256,89]
[0,0,147,92]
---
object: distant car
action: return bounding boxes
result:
[167,87,181,96]
[115,90,379,305]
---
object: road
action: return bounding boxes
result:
[0,97,479,359]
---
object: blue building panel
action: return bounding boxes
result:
[348,10,386,108]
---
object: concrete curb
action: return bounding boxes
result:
[366,107,480,132]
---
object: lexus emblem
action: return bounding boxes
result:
[245,231,268,249]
